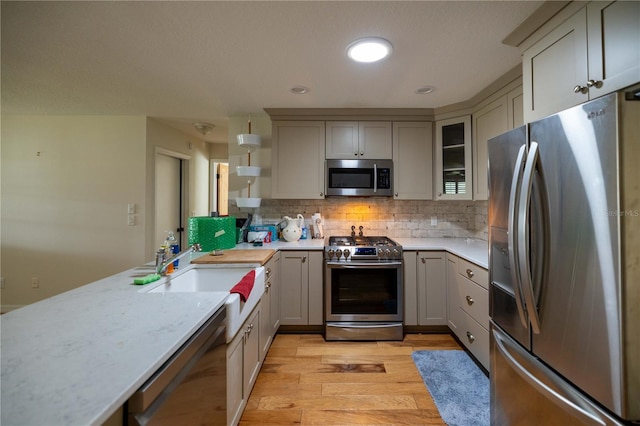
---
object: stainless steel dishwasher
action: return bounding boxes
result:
[127,306,227,425]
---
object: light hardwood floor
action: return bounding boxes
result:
[239,333,463,425]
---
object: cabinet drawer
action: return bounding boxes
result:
[457,308,490,371]
[457,275,489,330]
[457,258,488,289]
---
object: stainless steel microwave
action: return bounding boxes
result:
[325,159,393,197]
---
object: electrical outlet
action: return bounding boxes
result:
[128,215,135,226]
[31,277,39,288]
[431,216,438,226]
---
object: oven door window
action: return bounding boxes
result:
[330,268,398,315]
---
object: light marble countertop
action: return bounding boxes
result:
[1,260,228,426]
[0,237,487,425]
[395,237,489,268]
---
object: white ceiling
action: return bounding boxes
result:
[1,1,542,143]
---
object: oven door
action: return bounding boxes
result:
[325,261,403,322]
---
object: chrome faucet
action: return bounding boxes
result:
[157,244,202,275]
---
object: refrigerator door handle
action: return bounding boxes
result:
[518,141,541,334]
[508,144,529,328]
[493,327,607,426]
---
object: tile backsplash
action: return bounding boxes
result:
[230,199,488,241]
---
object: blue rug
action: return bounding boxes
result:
[412,350,489,426]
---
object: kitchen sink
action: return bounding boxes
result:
[142,265,265,342]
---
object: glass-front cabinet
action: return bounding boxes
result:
[435,115,472,200]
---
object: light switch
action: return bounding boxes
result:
[127,203,135,214]
[128,215,135,226]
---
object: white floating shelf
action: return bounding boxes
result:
[236,166,261,177]
[236,134,261,147]
[236,197,262,208]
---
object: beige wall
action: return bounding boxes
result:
[0,115,211,311]
[1,116,147,310]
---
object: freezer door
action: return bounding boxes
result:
[529,94,624,416]
[490,323,624,426]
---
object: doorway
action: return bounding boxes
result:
[155,151,188,251]
[210,160,229,216]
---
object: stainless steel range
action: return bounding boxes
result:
[324,235,403,341]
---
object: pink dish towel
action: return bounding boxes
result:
[230,270,255,302]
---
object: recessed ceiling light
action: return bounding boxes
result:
[415,86,435,95]
[289,85,310,94]
[346,37,393,63]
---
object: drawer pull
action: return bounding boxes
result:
[466,269,474,278]
[466,295,474,305]
[466,331,475,343]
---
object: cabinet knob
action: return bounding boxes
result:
[466,269,474,278]
[466,331,475,343]
[587,79,603,89]
[266,267,272,277]
[360,151,364,156]
[574,85,588,94]
[320,192,324,197]
[466,295,474,305]
[265,281,271,290]
[395,192,398,197]
[302,256,307,263]
[421,258,426,264]
[354,151,359,156]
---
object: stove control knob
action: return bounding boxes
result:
[392,248,400,257]
[385,248,392,256]
[335,249,343,259]
[343,249,350,259]
[328,249,335,259]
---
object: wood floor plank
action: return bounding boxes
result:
[322,382,428,395]
[300,409,446,425]
[258,394,418,411]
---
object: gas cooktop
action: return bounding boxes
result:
[325,236,402,261]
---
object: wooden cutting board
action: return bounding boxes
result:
[191,249,276,266]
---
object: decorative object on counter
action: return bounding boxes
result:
[235,118,262,208]
[312,212,324,238]
[412,350,489,426]
[188,216,236,251]
[282,214,304,242]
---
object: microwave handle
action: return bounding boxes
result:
[373,163,377,193]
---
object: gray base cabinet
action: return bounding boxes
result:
[447,254,490,371]
[260,252,280,361]
[403,251,447,326]
[279,250,323,326]
[226,303,261,426]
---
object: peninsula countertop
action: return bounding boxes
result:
[0,237,487,425]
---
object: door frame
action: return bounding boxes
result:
[210,159,229,215]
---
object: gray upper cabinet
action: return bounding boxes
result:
[392,121,433,200]
[523,1,640,122]
[326,121,392,159]
[272,121,326,199]
[434,115,472,200]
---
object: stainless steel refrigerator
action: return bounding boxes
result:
[488,84,639,425]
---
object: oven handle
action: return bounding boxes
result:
[325,262,402,268]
